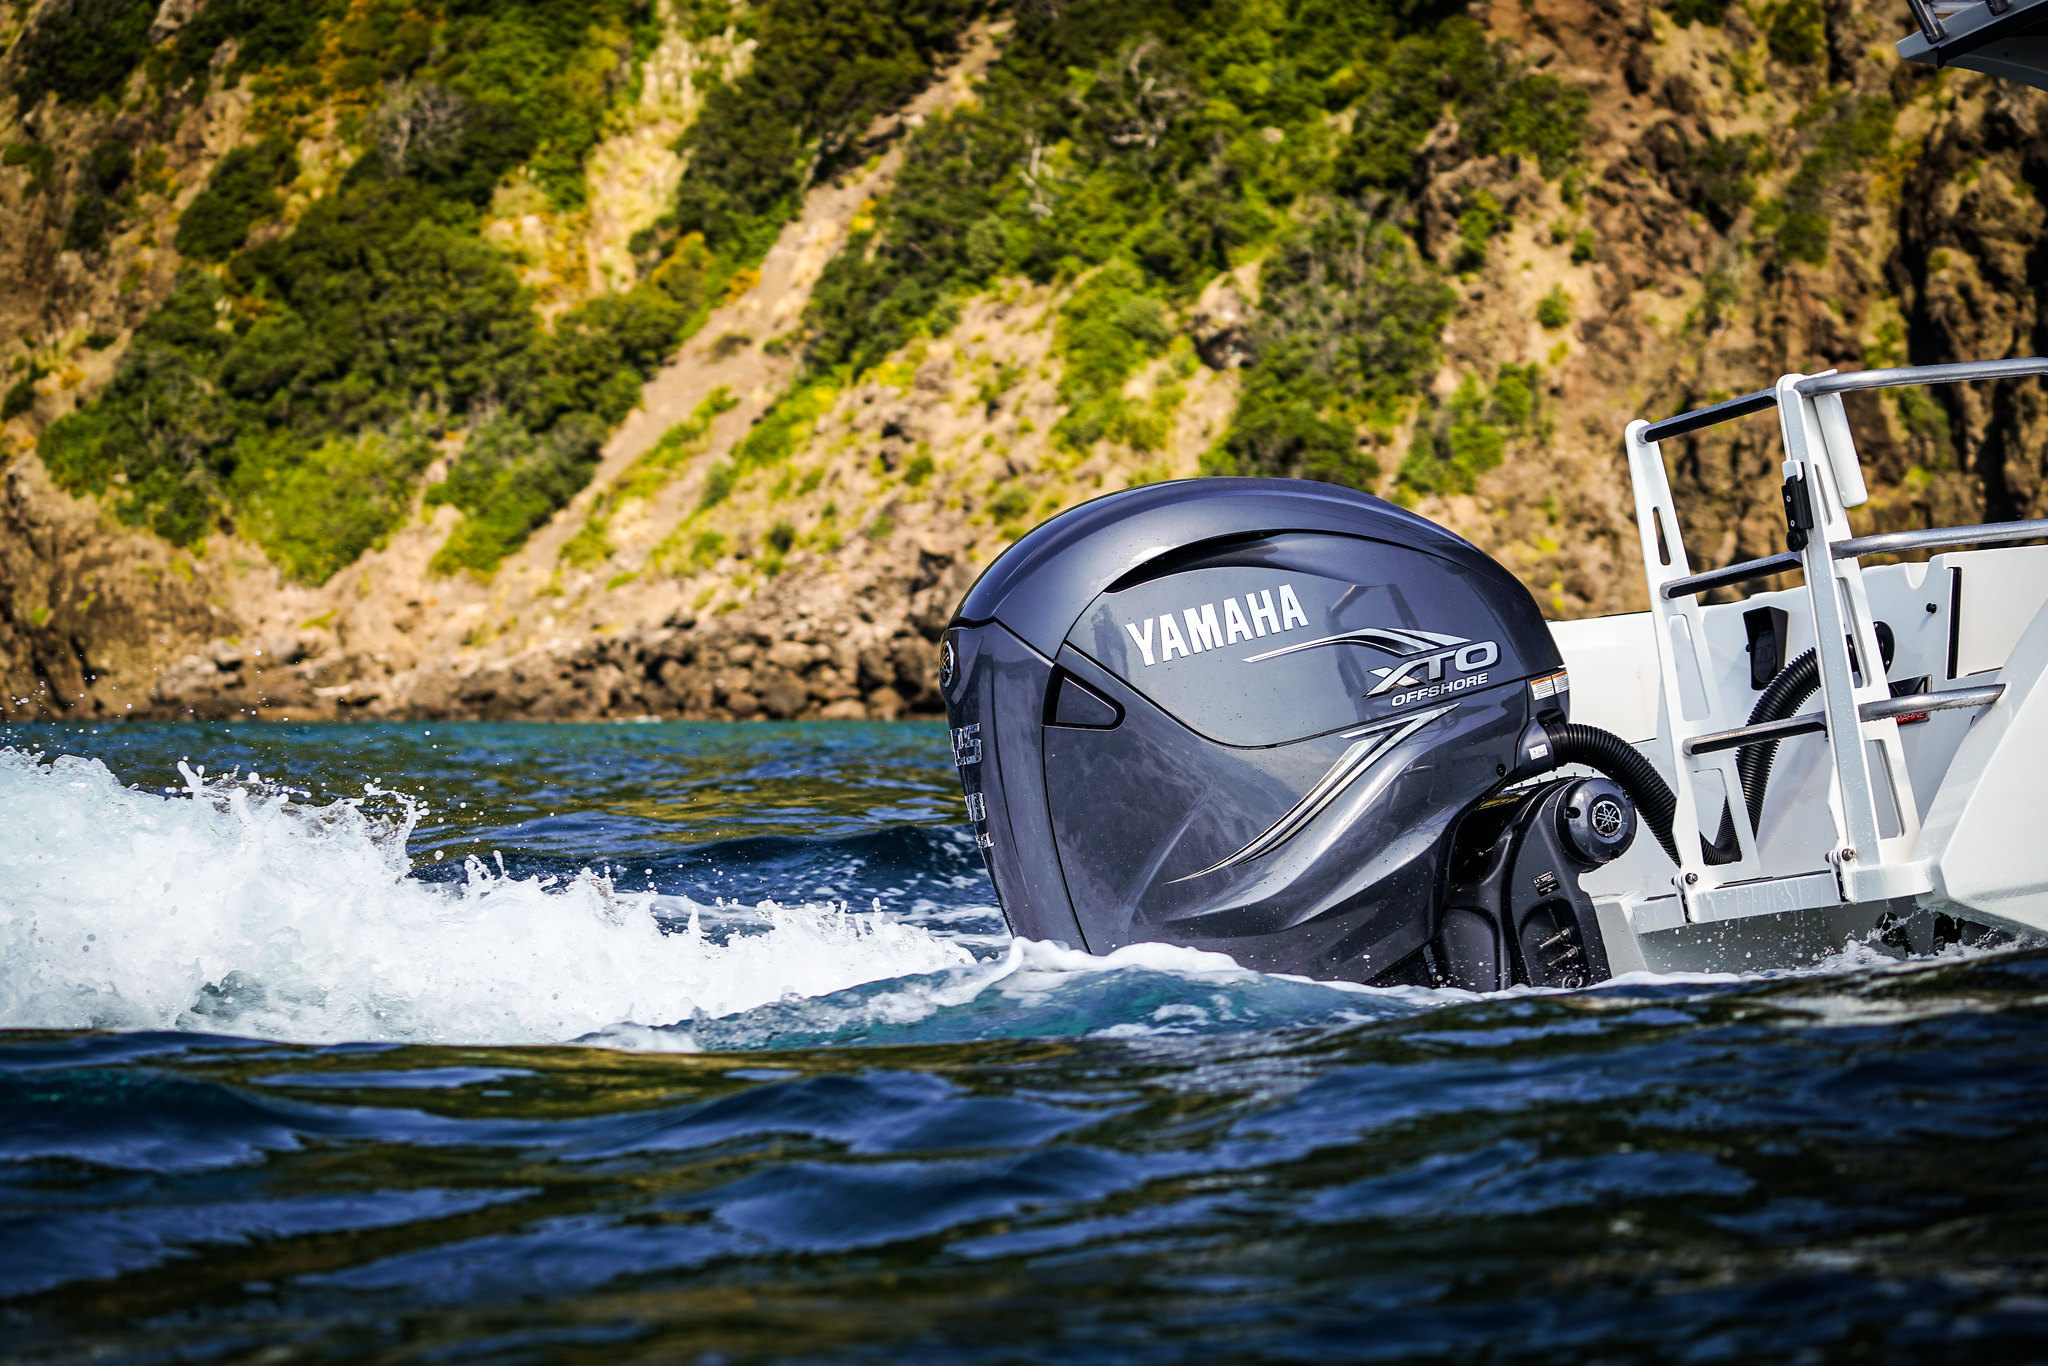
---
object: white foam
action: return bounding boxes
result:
[0,750,971,1045]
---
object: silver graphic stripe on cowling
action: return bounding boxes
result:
[1241,626,1467,665]
[1172,703,1457,882]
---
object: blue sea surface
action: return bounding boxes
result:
[2,720,2046,1363]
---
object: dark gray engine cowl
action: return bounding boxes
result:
[940,478,1571,984]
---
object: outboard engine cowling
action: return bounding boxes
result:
[941,478,1631,988]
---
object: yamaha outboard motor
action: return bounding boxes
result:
[940,478,1651,992]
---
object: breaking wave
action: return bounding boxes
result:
[0,749,973,1045]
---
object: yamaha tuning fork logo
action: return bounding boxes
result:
[1119,581,1500,706]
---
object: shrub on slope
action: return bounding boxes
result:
[798,0,1586,488]
[37,0,986,582]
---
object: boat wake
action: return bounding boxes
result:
[0,746,1996,1050]
[0,749,970,1044]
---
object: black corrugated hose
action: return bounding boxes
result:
[1546,649,1825,869]
[1547,722,1682,864]
[1736,648,1820,831]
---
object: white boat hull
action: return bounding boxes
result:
[1553,361,2048,972]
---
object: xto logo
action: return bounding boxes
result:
[1241,621,1501,706]
[1366,640,1500,703]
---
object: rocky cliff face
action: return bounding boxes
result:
[4,0,2046,724]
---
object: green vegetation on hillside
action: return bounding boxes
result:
[154,0,337,91]
[1398,363,1543,499]
[9,0,157,110]
[13,0,337,109]
[3,139,57,194]
[30,0,1596,590]
[1220,209,1455,486]
[796,0,1585,492]
[1051,262,1174,456]
[666,0,984,270]
[174,136,298,261]
[1768,0,1827,66]
[35,0,981,582]
[39,0,676,580]
[31,0,985,581]
[1688,133,1768,230]
[63,138,136,255]
[1759,96,1894,267]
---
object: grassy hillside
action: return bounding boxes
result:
[17,0,984,583]
[798,0,1582,495]
[13,0,1589,591]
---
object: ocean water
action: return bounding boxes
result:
[2,720,2046,1363]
